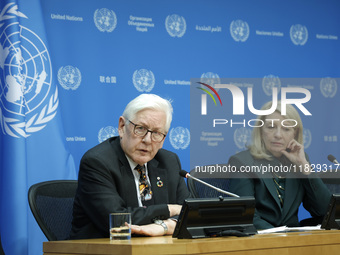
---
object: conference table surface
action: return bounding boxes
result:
[43,229,340,255]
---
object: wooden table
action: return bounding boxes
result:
[44,230,340,255]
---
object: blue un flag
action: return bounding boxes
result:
[0,1,77,254]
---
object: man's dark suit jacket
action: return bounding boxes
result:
[228,150,331,230]
[70,136,190,239]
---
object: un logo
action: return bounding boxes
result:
[165,14,186,38]
[200,72,221,90]
[303,128,312,149]
[94,8,117,32]
[132,69,155,92]
[262,75,281,96]
[0,4,58,138]
[290,24,308,45]
[230,20,249,42]
[234,127,252,149]
[98,126,118,143]
[169,127,190,150]
[320,77,337,98]
[57,66,82,90]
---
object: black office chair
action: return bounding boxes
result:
[0,234,4,255]
[322,179,340,194]
[187,177,231,198]
[300,174,340,226]
[28,180,78,241]
[317,171,340,192]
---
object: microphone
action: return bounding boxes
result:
[179,170,240,198]
[327,154,340,164]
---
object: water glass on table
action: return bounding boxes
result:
[109,213,131,240]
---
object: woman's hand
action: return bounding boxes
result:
[281,139,311,175]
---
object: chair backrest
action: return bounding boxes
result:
[187,177,231,198]
[0,234,4,255]
[317,172,340,194]
[322,179,340,194]
[28,180,78,241]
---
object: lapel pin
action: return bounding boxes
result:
[156,177,163,187]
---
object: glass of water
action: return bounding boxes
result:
[109,213,131,240]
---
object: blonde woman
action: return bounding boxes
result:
[228,101,331,230]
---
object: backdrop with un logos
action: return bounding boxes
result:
[0,0,339,255]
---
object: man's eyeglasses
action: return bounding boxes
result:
[128,120,166,142]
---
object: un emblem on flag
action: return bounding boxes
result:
[169,127,190,150]
[290,24,308,46]
[320,77,337,98]
[57,66,82,90]
[234,127,252,149]
[165,14,186,38]
[132,69,155,92]
[98,126,118,143]
[200,72,221,90]
[0,5,58,138]
[94,8,117,32]
[303,128,312,149]
[262,75,281,96]
[230,20,249,42]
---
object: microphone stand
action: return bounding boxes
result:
[187,173,240,198]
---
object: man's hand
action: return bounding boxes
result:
[130,219,177,236]
[168,204,182,217]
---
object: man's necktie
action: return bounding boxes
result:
[135,164,152,202]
